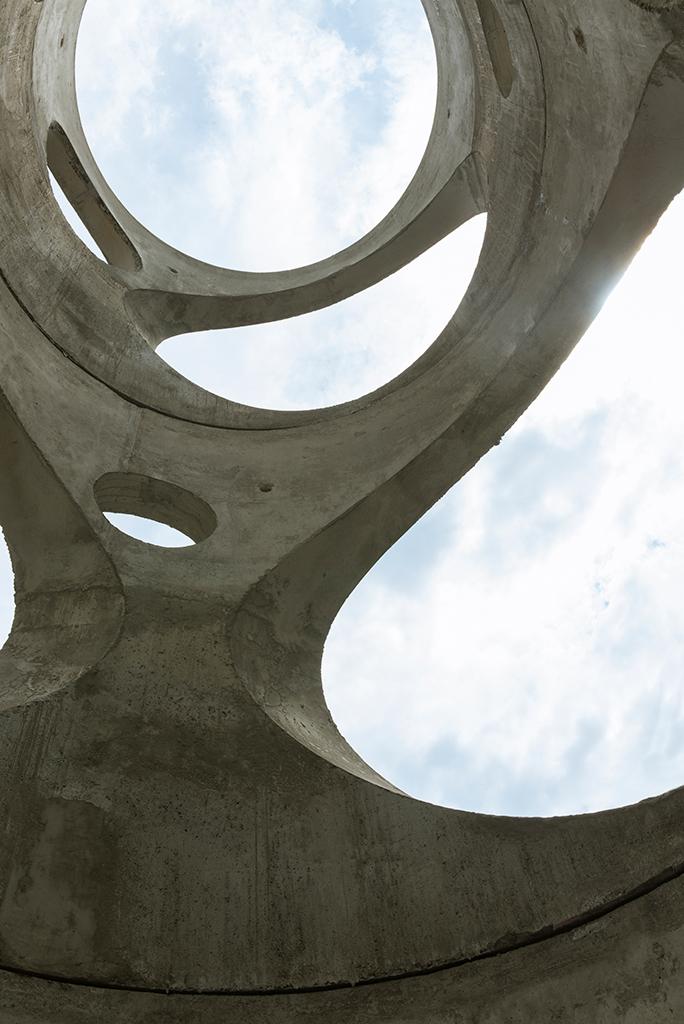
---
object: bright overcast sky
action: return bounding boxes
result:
[2,0,683,817]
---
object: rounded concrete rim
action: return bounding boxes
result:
[73,0,445,278]
[18,0,490,430]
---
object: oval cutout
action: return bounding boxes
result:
[157,215,487,410]
[476,0,514,98]
[323,190,684,818]
[75,0,437,271]
[49,169,107,262]
[94,473,217,546]
[46,123,141,271]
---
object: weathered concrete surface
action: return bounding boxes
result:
[1,0,683,1018]
[1,874,683,1022]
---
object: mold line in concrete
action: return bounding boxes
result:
[1,859,683,998]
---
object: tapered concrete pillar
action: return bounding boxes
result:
[1,0,683,1019]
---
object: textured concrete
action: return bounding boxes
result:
[1,0,684,1019]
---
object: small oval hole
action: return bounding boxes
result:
[94,473,216,547]
[102,513,196,548]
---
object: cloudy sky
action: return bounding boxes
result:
[2,0,683,817]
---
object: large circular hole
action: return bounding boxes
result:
[157,215,487,409]
[76,0,437,271]
[323,190,684,817]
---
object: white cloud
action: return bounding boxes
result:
[76,0,167,148]
[158,213,487,408]
[323,191,684,816]
[76,0,436,269]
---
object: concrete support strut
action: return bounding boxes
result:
[0,0,683,1020]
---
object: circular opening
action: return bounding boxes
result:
[157,215,487,409]
[94,473,217,547]
[76,0,437,270]
[323,190,684,817]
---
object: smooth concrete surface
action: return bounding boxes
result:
[1,0,684,1019]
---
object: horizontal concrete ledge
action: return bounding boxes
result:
[3,858,684,998]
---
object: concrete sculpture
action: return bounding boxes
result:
[1,0,683,1019]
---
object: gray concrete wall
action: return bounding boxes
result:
[0,0,683,1018]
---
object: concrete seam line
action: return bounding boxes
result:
[0,860,682,998]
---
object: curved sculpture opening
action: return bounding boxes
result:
[94,472,217,547]
[75,0,438,271]
[101,514,196,548]
[476,0,515,97]
[157,215,487,409]
[46,123,141,271]
[323,190,684,818]
[48,170,106,263]
[0,530,14,650]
